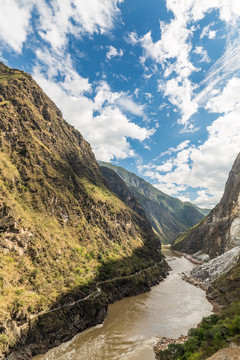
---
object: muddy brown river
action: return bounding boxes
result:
[34,249,212,360]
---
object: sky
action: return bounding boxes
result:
[1,0,240,208]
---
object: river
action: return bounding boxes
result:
[34,248,212,360]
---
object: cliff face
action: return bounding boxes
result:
[0,63,169,358]
[173,153,240,258]
[207,256,240,307]
[98,161,205,244]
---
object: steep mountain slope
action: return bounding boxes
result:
[99,166,147,220]
[0,63,169,359]
[173,153,240,258]
[98,161,205,243]
[186,202,210,216]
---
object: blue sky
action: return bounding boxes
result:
[1,0,240,208]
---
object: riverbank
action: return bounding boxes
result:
[5,260,169,360]
[154,247,240,360]
[34,251,212,360]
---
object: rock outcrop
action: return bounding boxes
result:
[183,246,240,284]
[173,153,240,258]
[206,347,240,360]
[0,62,169,359]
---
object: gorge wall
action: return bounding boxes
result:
[0,63,169,359]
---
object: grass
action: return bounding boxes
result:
[173,217,206,246]
[0,64,166,357]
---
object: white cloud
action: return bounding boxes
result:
[106,45,124,60]
[37,0,123,51]
[144,105,240,207]
[159,78,198,127]
[193,46,210,63]
[156,161,173,173]
[86,106,152,161]
[196,38,240,107]
[130,0,240,129]
[0,0,123,53]
[200,23,216,39]
[94,81,145,117]
[35,48,91,96]
[33,49,152,162]
[116,95,145,117]
[160,140,191,157]
[178,195,191,203]
[206,77,240,113]
[192,190,214,208]
[140,75,240,208]
[0,0,35,52]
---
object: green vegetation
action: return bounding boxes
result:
[0,62,168,356]
[173,217,206,246]
[156,302,240,360]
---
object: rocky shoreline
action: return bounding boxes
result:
[153,247,240,360]
[4,261,169,360]
[154,335,189,358]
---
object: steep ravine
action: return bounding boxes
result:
[33,250,213,360]
[0,62,169,359]
[6,260,169,360]
[98,162,206,244]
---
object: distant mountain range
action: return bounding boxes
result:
[98,161,209,244]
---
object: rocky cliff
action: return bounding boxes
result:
[98,161,205,244]
[173,153,240,258]
[0,63,169,359]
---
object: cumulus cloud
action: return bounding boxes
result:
[193,46,210,63]
[116,95,145,116]
[142,82,240,207]
[37,0,123,51]
[200,23,216,39]
[0,0,35,52]
[86,106,152,161]
[106,45,124,60]
[0,0,123,53]
[206,77,240,113]
[33,49,152,162]
[159,78,198,128]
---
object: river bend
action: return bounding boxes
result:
[35,249,212,360]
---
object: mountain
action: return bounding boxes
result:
[157,154,240,360]
[0,63,169,359]
[185,202,210,217]
[98,161,205,244]
[172,153,240,258]
[99,166,148,221]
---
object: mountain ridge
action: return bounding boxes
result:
[98,160,206,243]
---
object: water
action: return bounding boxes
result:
[34,249,212,360]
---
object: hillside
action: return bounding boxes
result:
[0,63,169,359]
[98,161,205,244]
[172,153,240,258]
